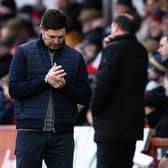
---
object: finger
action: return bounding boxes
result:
[55,82,65,89]
[54,82,62,88]
[53,65,63,71]
[53,70,66,76]
[50,65,62,73]
[56,72,66,78]
[52,81,59,88]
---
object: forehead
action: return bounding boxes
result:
[147,0,156,5]
[44,28,66,36]
[160,36,168,44]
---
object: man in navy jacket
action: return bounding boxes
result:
[9,9,91,168]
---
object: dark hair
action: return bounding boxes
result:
[41,9,67,30]
[113,13,137,34]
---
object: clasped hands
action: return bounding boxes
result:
[46,63,66,89]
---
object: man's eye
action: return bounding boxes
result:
[57,36,63,39]
[49,36,55,39]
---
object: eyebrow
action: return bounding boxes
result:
[47,34,65,38]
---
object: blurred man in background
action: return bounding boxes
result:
[91,13,148,168]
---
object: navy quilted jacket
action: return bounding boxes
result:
[9,37,91,132]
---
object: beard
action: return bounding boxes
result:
[48,43,63,50]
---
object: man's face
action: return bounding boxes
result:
[161,19,168,35]
[115,4,130,16]
[41,27,66,50]
[145,0,159,15]
[55,0,69,10]
[158,36,168,61]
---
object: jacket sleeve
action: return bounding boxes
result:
[60,54,91,105]
[91,45,121,115]
[9,46,48,99]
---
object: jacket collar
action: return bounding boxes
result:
[109,34,137,42]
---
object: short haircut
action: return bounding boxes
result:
[163,35,168,41]
[41,9,67,30]
[113,13,137,34]
[159,35,168,42]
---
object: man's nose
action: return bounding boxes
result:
[54,37,59,44]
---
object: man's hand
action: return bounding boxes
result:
[52,77,66,89]
[103,35,112,48]
[45,63,66,89]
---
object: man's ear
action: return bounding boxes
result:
[112,23,118,33]
[114,23,120,32]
